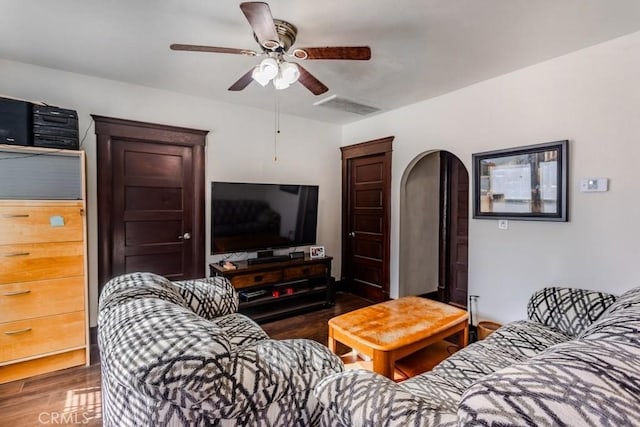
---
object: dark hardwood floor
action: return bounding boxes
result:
[0,292,372,426]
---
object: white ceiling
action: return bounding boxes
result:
[2,0,640,124]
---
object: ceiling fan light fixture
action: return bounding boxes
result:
[273,74,290,90]
[260,57,279,79]
[252,67,270,86]
[279,62,300,84]
[252,57,279,86]
[273,62,299,90]
[253,58,300,89]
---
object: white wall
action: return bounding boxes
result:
[0,59,342,326]
[343,31,640,324]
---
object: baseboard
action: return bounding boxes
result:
[335,278,349,293]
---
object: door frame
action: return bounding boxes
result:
[93,115,207,294]
[437,152,451,302]
[341,136,393,299]
[438,152,469,307]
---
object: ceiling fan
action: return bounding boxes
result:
[170,2,371,95]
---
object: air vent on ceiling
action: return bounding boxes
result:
[313,95,380,116]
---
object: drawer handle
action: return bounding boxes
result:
[2,290,31,296]
[2,214,29,218]
[4,328,32,336]
[254,275,263,282]
[2,252,30,257]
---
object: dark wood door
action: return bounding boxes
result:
[341,137,393,302]
[94,116,207,292]
[439,152,469,308]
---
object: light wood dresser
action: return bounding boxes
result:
[0,145,89,384]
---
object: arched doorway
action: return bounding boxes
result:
[399,150,469,308]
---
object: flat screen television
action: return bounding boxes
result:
[211,182,319,254]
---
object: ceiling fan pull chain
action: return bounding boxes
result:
[274,89,280,161]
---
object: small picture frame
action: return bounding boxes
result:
[309,246,325,259]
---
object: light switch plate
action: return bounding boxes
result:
[580,178,608,192]
[498,219,509,230]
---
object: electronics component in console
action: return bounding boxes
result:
[32,104,79,150]
[0,97,33,146]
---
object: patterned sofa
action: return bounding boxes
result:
[314,286,640,426]
[98,272,343,426]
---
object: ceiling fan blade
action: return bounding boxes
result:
[296,64,329,95]
[294,46,371,60]
[240,2,280,49]
[228,68,256,91]
[170,44,256,56]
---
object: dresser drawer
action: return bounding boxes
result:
[0,203,84,245]
[0,242,84,285]
[0,311,85,363]
[283,263,327,281]
[231,270,283,289]
[0,277,84,323]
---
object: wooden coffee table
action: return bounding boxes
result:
[328,296,469,379]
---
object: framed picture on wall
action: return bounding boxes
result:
[472,140,569,221]
[309,246,325,259]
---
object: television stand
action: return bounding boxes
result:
[210,255,334,323]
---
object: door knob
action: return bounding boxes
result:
[348,231,356,237]
[178,232,191,240]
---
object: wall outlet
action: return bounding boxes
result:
[580,178,608,192]
[498,219,508,230]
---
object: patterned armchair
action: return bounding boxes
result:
[315,286,640,426]
[98,272,343,426]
